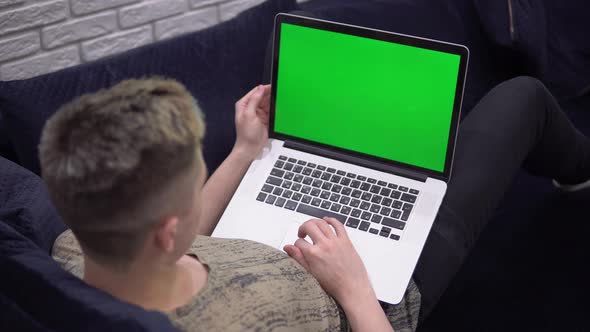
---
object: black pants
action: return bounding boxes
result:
[413,76,590,320]
[263,14,590,321]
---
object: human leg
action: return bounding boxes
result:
[414,76,590,321]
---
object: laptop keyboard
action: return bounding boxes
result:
[256,155,420,241]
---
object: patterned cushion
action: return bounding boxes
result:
[0,156,65,253]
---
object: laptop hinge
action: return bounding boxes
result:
[284,140,428,183]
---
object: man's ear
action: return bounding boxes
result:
[154,217,179,253]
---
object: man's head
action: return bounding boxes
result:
[40,78,206,269]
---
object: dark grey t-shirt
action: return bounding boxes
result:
[52,230,420,331]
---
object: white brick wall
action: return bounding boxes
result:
[0,0,308,81]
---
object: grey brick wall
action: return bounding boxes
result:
[0,0,308,81]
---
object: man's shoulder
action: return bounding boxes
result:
[52,229,81,258]
[52,229,84,278]
[191,235,285,262]
[193,235,274,248]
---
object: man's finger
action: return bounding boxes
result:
[257,93,271,115]
[313,218,336,239]
[245,85,265,113]
[239,85,261,105]
[257,85,271,107]
[255,85,271,121]
[284,244,310,271]
[324,217,348,239]
[259,91,271,109]
[260,84,271,95]
[257,107,270,126]
[298,219,327,244]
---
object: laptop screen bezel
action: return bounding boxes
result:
[269,13,469,182]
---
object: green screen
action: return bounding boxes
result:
[274,23,461,173]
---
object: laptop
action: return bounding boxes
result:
[212,13,469,304]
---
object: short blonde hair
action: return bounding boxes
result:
[40,78,205,267]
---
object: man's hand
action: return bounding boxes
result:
[284,217,375,307]
[196,84,270,235]
[285,218,395,332]
[233,84,271,162]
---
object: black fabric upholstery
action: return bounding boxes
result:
[0,156,65,253]
[0,113,17,161]
[474,0,590,100]
[0,221,178,332]
[541,0,590,99]
[420,171,590,331]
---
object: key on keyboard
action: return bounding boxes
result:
[257,156,420,241]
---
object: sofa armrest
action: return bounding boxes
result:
[0,222,180,332]
[0,156,66,253]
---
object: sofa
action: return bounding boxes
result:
[1,0,589,331]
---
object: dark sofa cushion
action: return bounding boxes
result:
[0,0,297,175]
[0,292,51,332]
[475,0,590,100]
[474,0,548,75]
[0,155,177,330]
[0,156,65,253]
[0,113,17,161]
[0,222,179,332]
